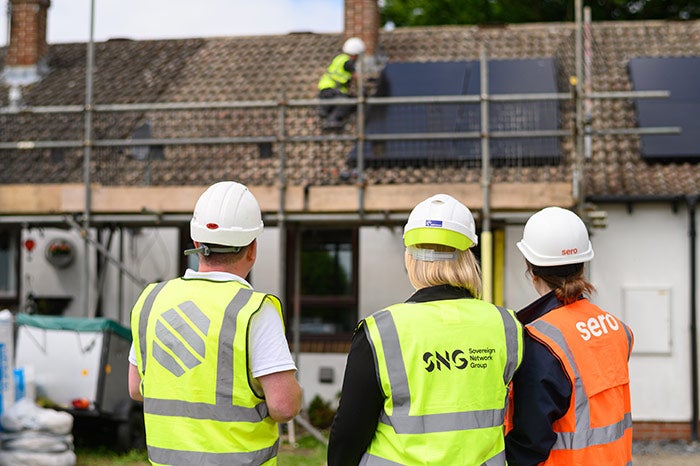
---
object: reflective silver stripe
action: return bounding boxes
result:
[373,311,410,413]
[530,319,632,450]
[555,412,633,449]
[155,320,201,369]
[371,308,510,434]
[218,287,254,404]
[622,323,634,361]
[360,452,404,466]
[482,449,506,466]
[148,438,278,466]
[495,305,520,385]
[144,397,268,422]
[138,281,168,372]
[379,407,506,434]
[152,341,185,377]
[163,304,208,357]
[362,446,505,466]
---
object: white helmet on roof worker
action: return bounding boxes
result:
[342,37,366,55]
[517,206,594,267]
[185,181,264,256]
[403,194,478,261]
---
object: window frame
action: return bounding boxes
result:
[285,226,358,353]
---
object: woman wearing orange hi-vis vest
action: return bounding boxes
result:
[505,206,634,466]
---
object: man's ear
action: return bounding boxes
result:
[246,239,257,261]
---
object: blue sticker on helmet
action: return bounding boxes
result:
[425,220,443,227]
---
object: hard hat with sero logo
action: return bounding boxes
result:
[517,206,594,266]
[403,194,478,255]
[189,181,263,249]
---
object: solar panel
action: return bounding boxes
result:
[628,57,700,161]
[349,58,562,166]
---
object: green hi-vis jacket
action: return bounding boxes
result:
[131,278,283,466]
[361,299,523,465]
[318,53,353,93]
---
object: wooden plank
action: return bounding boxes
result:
[309,183,573,212]
[61,185,205,213]
[364,184,484,211]
[491,182,573,210]
[0,184,67,213]
[0,182,573,215]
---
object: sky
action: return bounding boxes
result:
[0,0,344,45]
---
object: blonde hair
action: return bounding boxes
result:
[405,244,482,298]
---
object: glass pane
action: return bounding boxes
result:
[300,305,356,335]
[0,231,16,297]
[301,231,353,296]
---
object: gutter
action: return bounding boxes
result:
[589,194,698,441]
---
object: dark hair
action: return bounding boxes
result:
[527,261,595,305]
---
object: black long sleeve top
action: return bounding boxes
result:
[504,291,575,466]
[327,285,475,466]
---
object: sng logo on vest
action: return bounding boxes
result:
[423,347,495,372]
[423,349,468,372]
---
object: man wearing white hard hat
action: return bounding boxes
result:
[505,206,634,465]
[328,194,523,465]
[317,36,366,129]
[128,181,301,465]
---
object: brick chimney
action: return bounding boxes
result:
[4,0,51,85]
[344,0,379,56]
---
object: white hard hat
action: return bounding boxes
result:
[404,194,478,251]
[517,206,594,267]
[342,37,366,55]
[190,181,263,248]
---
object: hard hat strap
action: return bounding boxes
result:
[407,246,457,262]
[184,244,243,256]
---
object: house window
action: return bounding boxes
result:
[0,230,18,301]
[286,228,358,352]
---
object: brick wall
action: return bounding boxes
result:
[344,0,379,56]
[6,0,51,67]
[633,421,699,441]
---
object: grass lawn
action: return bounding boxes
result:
[75,434,327,466]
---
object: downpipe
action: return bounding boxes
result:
[688,195,698,441]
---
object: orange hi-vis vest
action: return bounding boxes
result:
[525,299,634,465]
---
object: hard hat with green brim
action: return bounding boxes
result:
[404,225,474,250]
[403,194,478,251]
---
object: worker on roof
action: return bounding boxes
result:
[127,181,301,466]
[317,36,366,130]
[327,194,523,465]
[505,207,634,465]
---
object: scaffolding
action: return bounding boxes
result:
[0,0,681,325]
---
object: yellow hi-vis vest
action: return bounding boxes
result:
[361,299,523,465]
[130,278,283,466]
[318,53,353,92]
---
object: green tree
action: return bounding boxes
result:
[380,0,700,27]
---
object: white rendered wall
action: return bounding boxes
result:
[358,225,415,320]
[251,227,282,298]
[297,353,348,408]
[504,203,696,423]
[105,227,180,325]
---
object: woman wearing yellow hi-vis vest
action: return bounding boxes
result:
[328,194,523,466]
[128,181,302,466]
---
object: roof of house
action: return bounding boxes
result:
[1,20,699,216]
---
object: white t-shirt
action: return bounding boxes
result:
[128,269,296,379]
